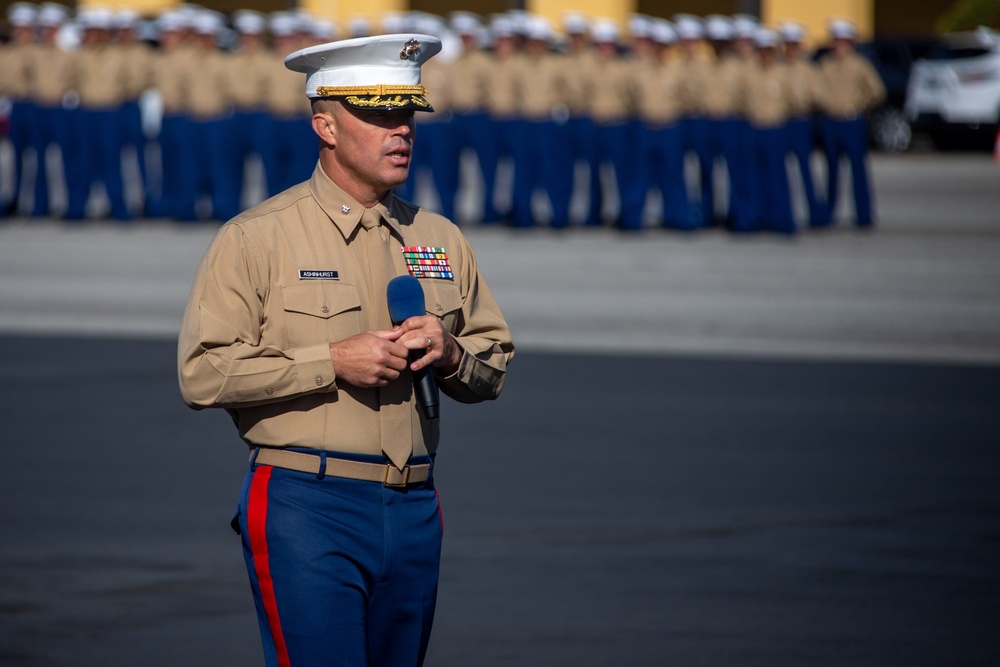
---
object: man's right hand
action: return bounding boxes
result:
[329,330,409,388]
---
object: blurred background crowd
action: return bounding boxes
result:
[0,2,998,232]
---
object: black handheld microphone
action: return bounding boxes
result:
[387,275,440,420]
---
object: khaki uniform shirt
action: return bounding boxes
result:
[634,56,686,126]
[229,46,273,112]
[702,52,747,119]
[187,47,232,120]
[584,52,634,125]
[560,47,596,117]
[447,48,490,114]
[743,60,790,128]
[483,52,523,120]
[75,44,128,110]
[677,55,712,117]
[30,43,76,107]
[415,57,451,124]
[266,54,311,119]
[517,51,568,121]
[2,41,35,100]
[152,47,192,115]
[783,56,820,117]
[178,165,514,461]
[816,51,887,119]
[117,40,154,100]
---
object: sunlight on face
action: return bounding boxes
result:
[326,102,416,201]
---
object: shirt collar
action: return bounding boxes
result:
[309,163,402,239]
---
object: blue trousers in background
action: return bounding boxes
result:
[641,122,695,231]
[150,113,193,219]
[591,120,630,227]
[235,451,442,667]
[229,110,270,212]
[822,116,874,227]
[748,124,795,234]
[119,100,148,210]
[190,115,239,222]
[66,107,129,221]
[787,115,823,226]
[5,100,34,213]
[263,116,315,199]
[451,112,500,222]
[29,104,70,217]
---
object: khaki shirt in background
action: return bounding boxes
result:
[702,52,747,119]
[783,56,820,117]
[229,46,273,112]
[418,56,452,117]
[676,54,712,118]
[116,40,154,100]
[267,54,312,119]
[559,47,596,118]
[517,50,568,121]
[186,47,232,120]
[4,41,38,100]
[633,55,686,126]
[447,48,490,114]
[482,51,523,120]
[583,52,634,125]
[29,43,75,107]
[74,44,127,109]
[743,60,791,128]
[152,46,192,115]
[178,165,514,458]
[816,51,887,119]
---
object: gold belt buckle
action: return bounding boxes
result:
[384,464,410,488]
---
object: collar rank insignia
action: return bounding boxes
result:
[402,246,453,279]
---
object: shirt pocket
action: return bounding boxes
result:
[420,280,465,333]
[280,281,362,349]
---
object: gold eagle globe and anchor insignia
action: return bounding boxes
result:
[399,38,421,60]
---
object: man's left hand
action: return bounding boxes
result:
[396,315,461,375]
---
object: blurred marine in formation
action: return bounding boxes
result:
[0,6,887,233]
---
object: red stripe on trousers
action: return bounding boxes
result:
[248,465,291,667]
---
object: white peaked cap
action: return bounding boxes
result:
[450,11,480,36]
[269,11,297,37]
[651,19,677,45]
[234,10,266,35]
[37,2,68,26]
[673,14,703,40]
[704,15,734,41]
[525,14,553,42]
[629,13,653,38]
[78,6,114,29]
[754,27,778,48]
[285,33,442,111]
[8,3,38,27]
[312,18,336,40]
[591,18,619,43]
[193,9,223,35]
[829,18,857,39]
[114,9,140,29]
[563,11,589,36]
[732,14,759,39]
[489,14,515,39]
[778,21,805,42]
[349,16,371,37]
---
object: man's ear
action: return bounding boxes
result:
[312,110,336,146]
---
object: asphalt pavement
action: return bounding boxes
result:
[1,152,999,666]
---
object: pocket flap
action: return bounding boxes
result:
[281,282,361,319]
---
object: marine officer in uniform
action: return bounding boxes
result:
[68,6,131,221]
[816,18,885,227]
[1,2,38,216]
[743,27,795,234]
[178,33,513,667]
[27,2,73,218]
[779,21,823,227]
[632,19,694,231]
[227,10,273,213]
